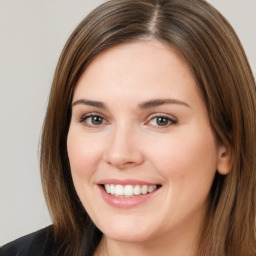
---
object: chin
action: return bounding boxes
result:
[105,229,153,243]
[96,218,156,243]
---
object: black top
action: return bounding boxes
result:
[0,226,57,256]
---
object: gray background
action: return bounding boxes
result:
[1,0,255,245]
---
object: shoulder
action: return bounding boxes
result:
[0,226,57,256]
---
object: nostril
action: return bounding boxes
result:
[124,162,135,165]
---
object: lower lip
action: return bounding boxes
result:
[98,185,160,209]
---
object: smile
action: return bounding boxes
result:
[103,184,158,197]
[98,179,162,208]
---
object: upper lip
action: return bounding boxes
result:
[97,179,160,186]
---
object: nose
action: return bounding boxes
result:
[103,125,144,170]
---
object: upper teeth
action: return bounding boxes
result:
[104,184,157,197]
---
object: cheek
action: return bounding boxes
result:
[67,130,106,213]
[146,127,218,183]
[67,130,104,181]
[147,128,218,219]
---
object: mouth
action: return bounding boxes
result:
[100,184,161,197]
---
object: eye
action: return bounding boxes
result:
[80,114,108,127]
[147,115,177,127]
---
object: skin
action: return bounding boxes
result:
[67,40,230,256]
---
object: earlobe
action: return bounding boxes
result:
[217,144,232,175]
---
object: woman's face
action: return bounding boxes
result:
[67,40,228,247]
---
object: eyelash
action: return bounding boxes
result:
[79,113,177,128]
[79,113,108,128]
[146,113,177,128]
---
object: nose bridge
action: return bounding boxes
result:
[104,120,143,169]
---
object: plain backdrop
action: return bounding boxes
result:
[0,0,255,246]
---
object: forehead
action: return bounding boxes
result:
[73,40,200,105]
[80,40,191,78]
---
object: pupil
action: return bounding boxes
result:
[157,117,168,126]
[92,116,102,125]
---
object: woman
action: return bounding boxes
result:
[1,0,255,255]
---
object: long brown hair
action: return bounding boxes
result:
[40,0,256,255]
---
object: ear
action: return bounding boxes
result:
[217,144,232,175]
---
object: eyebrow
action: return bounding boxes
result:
[71,98,191,109]
[72,99,107,109]
[138,98,191,109]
